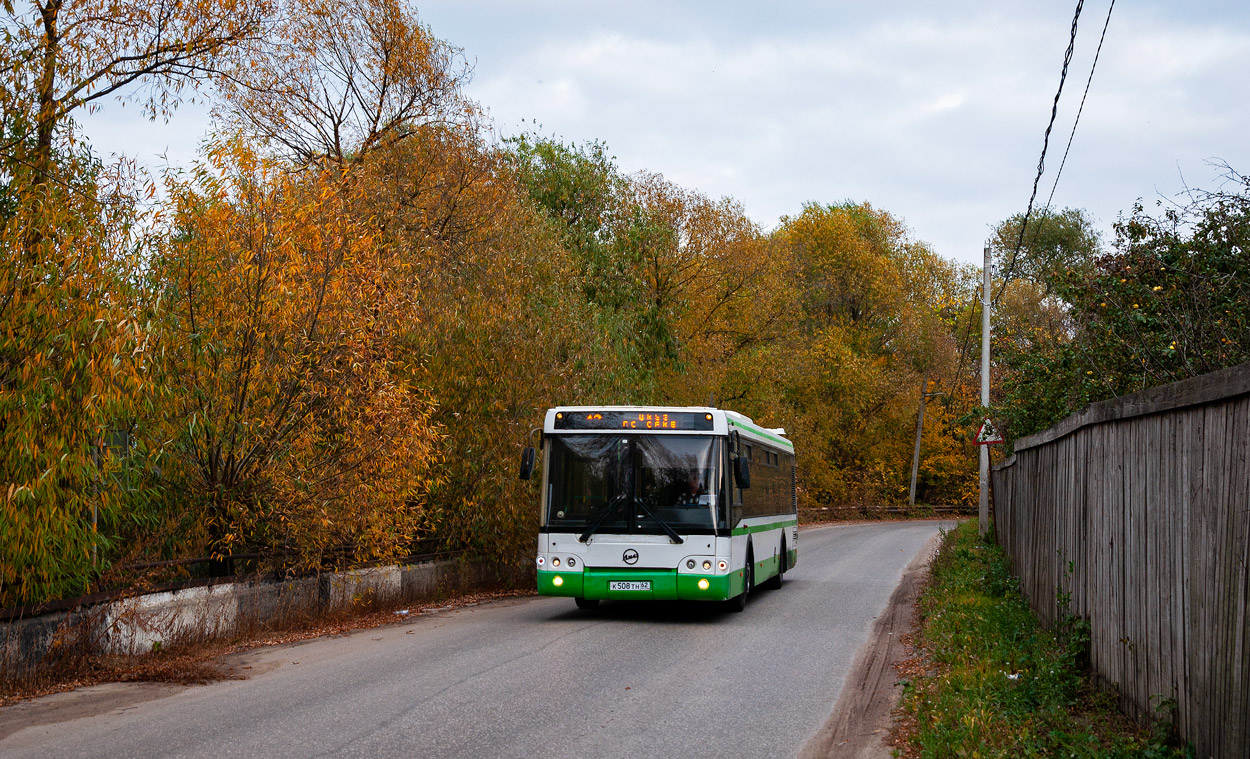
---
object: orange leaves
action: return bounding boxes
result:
[147,137,440,573]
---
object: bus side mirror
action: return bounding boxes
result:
[734,456,750,489]
[519,446,536,481]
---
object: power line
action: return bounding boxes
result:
[994,0,1086,306]
[951,2,1115,404]
[1044,0,1116,211]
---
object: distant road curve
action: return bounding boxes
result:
[0,520,952,759]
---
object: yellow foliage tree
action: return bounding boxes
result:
[352,128,627,570]
[0,0,271,606]
[147,139,440,571]
[623,172,793,406]
[0,145,157,606]
[773,202,977,509]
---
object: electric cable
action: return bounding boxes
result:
[950,0,1105,405]
[1044,0,1116,212]
[994,0,1085,306]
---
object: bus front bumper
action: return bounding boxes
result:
[537,568,743,601]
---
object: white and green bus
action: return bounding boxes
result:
[519,406,797,611]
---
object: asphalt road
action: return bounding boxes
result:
[0,521,951,759]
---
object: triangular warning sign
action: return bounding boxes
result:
[975,417,1004,445]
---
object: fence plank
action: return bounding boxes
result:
[1126,418,1147,721]
[992,362,1250,759]
[1231,396,1250,755]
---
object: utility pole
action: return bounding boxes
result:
[908,373,927,509]
[979,244,991,538]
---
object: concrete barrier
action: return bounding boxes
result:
[1,558,514,680]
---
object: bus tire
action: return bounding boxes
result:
[574,598,599,610]
[746,544,756,594]
[726,544,754,612]
[764,542,786,590]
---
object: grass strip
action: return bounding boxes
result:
[894,520,1192,758]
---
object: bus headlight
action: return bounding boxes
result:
[717,560,727,571]
[567,557,576,568]
[552,575,564,587]
[697,578,710,590]
[552,557,561,567]
[702,560,712,570]
[537,556,545,566]
[686,560,696,569]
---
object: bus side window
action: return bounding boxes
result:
[790,459,797,513]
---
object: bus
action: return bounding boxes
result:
[519,406,797,611]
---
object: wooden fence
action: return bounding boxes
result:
[992,362,1249,759]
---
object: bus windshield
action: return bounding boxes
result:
[545,435,722,536]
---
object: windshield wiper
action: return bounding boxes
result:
[577,495,685,544]
[631,497,685,544]
[578,493,628,543]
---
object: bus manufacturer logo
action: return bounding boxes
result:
[622,549,639,565]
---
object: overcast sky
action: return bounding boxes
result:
[83,1,1250,267]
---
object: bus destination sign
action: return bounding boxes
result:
[554,410,715,431]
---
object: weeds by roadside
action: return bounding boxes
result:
[892,520,1192,758]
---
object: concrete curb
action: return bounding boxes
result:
[1,559,511,679]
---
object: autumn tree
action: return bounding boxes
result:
[508,136,792,409]
[1,0,270,182]
[619,172,792,407]
[773,202,976,508]
[144,140,441,571]
[0,0,273,606]
[992,183,1249,441]
[214,0,470,166]
[0,150,155,606]
[778,202,920,502]
[337,123,634,568]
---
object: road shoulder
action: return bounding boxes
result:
[0,682,184,741]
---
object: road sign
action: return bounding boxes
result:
[974,417,1003,445]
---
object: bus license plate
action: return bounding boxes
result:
[609,581,651,592]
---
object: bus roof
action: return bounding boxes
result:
[543,406,793,452]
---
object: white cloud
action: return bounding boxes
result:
[76,1,1250,266]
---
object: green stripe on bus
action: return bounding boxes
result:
[727,418,794,451]
[731,518,798,536]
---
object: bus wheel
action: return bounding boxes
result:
[574,598,599,610]
[727,545,754,612]
[764,543,786,590]
[745,545,755,596]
